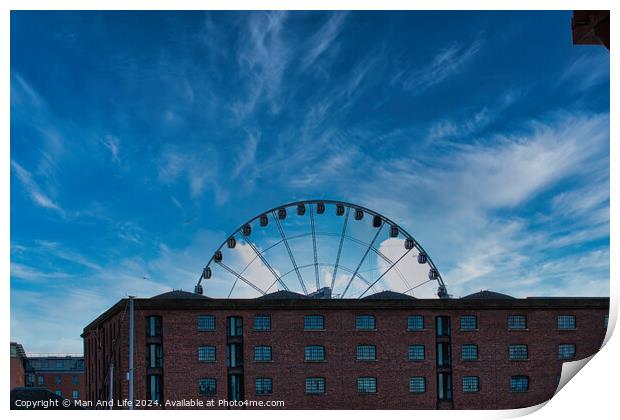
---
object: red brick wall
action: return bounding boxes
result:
[10,357,25,389]
[32,372,85,400]
[84,305,608,410]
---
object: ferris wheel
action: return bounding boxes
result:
[195,200,448,299]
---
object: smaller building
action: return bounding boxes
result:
[10,342,86,402]
[27,356,86,400]
[10,342,28,390]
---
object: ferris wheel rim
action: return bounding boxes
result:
[196,199,448,298]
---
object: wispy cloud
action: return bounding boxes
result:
[231,11,291,119]
[11,160,64,214]
[301,12,348,70]
[398,39,483,93]
[101,135,120,164]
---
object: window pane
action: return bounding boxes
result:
[357,345,376,361]
[510,376,529,392]
[557,315,576,330]
[304,315,324,330]
[198,315,216,331]
[305,346,325,362]
[254,316,271,331]
[508,315,527,329]
[256,378,272,395]
[146,316,162,337]
[199,378,217,395]
[460,316,477,331]
[408,345,425,361]
[305,378,325,394]
[461,344,478,361]
[198,346,216,362]
[409,377,426,393]
[558,344,576,360]
[509,345,528,360]
[356,315,376,330]
[408,315,424,331]
[463,376,479,392]
[436,317,451,337]
[255,346,272,362]
[357,377,377,394]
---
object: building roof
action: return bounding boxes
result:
[151,290,209,299]
[10,388,83,410]
[362,291,417,300]
[257,290,310,300]
[82,294,608,335]
[461,290,516,300]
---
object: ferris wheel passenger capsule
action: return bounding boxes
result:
[390,225,399,237]
[214,250,223,263]
[372,215,382,228]
[202,266,212,279]
[428,268,439,280]
[297,204,306,216]
[336,204,345,216]
[405,238,415,249]
[417,252,428,264]
[317,202,325,214]
[355,209,364,220]
[227,237,236,248]
[259,214,268,227]
[278,208,287,220]
[242,224,252,236]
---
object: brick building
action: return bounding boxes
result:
[82,289,608,410]
[26,356,86,400]
[10,342,27,390]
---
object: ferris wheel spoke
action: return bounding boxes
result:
[358,248,413,298]
[310,204,320,291]
[403,279,435,295]
[341,224,384,298]
[217,261,267,295]
[330,207,350,291]
[245,238,290,291]
[265,262,379,295]
[272,211,308,295]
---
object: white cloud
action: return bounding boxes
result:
[101,135,120,164]
[301,12,348,70]
[11,160,64,214]
[399,39,483,93]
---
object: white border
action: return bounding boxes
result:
[2,2,616,419]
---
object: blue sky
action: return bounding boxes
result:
[10,11,609,352]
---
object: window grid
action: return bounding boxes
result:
[408,315,424,331]
[356,315,376,330]
[509,345,528,360]
[197,315,216,331]
[254,316,271,331]
[460,315,478,331]
[510,376,529,392]
[199,378,217,395]
[408,345,425,361]
[305,345,325,362]
[461,344,478,361]
[254,346,272,362]
[508,315,527,330]
[304,315,325,331]
[198,346,216,362]
[558,344,576,360]
[305,377,326,394]
[357,377,377,394]
[463,376,479,393]
[409,377,426,393]
[557,315,576,330]
[255,378,273,395]
[356,345,376,361]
